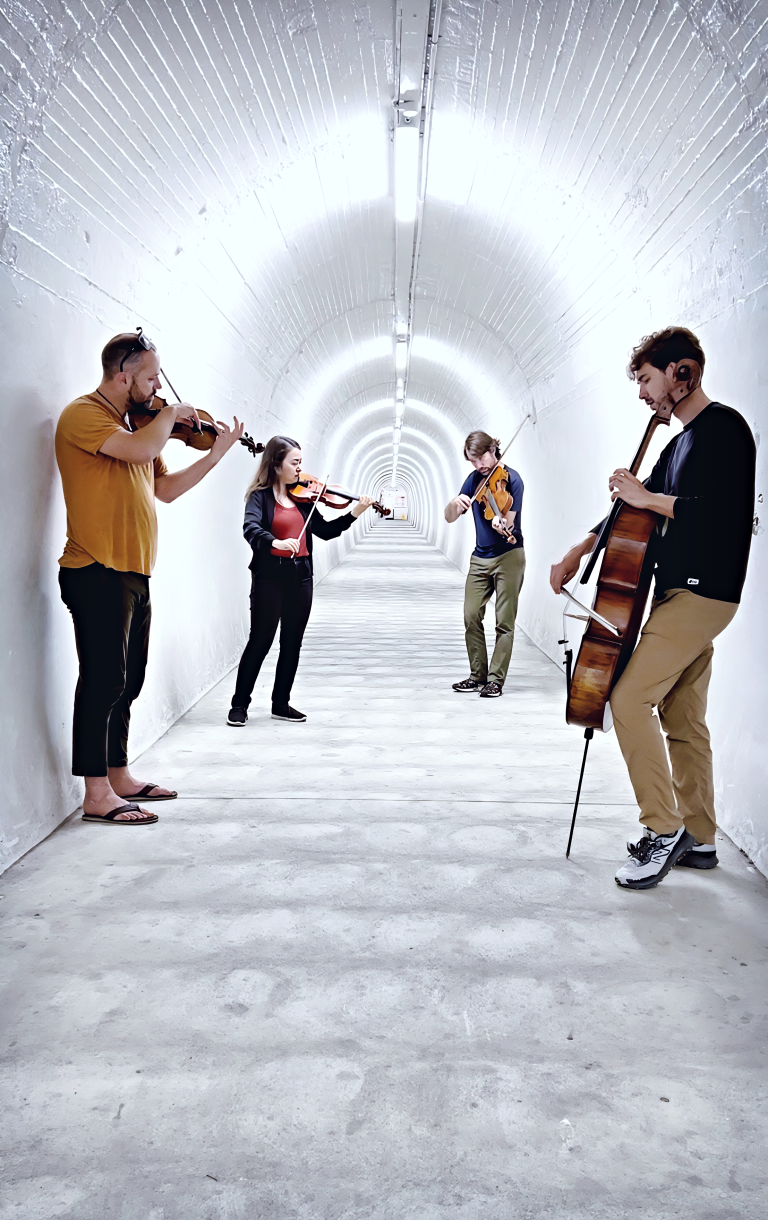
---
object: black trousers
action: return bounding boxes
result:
[232,556,313,709]
[59,564,151,776]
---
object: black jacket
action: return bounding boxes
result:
[593,403,755,603]
[243,486,356,577]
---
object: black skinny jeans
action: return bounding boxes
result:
[59,563,151,776]
[232,555,313,709]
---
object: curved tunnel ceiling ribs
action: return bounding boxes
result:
[1,1,765,521]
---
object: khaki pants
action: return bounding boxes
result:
[610,589,737,843]
[464,548,525,685]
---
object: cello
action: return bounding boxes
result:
[562,361,701,853]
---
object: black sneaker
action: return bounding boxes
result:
[272,705,307,722]
[676,841,718,869]
[615,827,695,890]
[452,677,484,692]
[227,706,248,727]
[479,681,503,698]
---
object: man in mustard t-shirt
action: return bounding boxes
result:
[56,331,244,825]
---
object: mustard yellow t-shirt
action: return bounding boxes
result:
[55,392,168,575]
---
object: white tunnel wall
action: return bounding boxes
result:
[1,1,766,873]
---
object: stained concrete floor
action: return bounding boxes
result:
[2,522,767,1220]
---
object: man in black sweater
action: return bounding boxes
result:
[550,327,755,890]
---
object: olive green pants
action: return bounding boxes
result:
[610,589,737,843]
[463,548,526,686]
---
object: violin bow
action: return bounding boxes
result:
[467,414,532,508]
[130,327,262,456]
[294,473,330,554]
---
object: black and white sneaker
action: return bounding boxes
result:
[615,827,695,890]
[479,681,503,698]
[227,706,248,727]
[272,705,307,723]
[452,677,484,692]
[676,841,718,869]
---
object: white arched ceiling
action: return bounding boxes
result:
[1,0,767,870]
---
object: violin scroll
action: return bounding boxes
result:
[241,433,265,457]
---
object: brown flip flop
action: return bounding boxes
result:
[124,784,177,802]
[82,803,158,825]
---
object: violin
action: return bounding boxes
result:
[288,473,391,518]
[565,361,702,731]
[460,417,531,539]
[474,464,516,541]
[127,396,264,458]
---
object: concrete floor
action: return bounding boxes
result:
[2,523,766,1220]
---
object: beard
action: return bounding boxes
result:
[127,382,155,411]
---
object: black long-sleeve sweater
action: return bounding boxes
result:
[594,403,755,603]
[243,485,356,577]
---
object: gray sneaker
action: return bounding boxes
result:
[615,827,695,890]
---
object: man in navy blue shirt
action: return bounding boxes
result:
[444,430,525,698]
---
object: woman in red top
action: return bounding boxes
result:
[228,436,373,725]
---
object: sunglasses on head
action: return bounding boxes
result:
[119,327,156,372]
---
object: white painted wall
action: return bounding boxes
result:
[1,0,766,875]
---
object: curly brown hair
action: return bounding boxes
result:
[627,327,705,378]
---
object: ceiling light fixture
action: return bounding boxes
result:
[391,0,442,490]
[394,122,420,224]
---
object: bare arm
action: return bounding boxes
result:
[154,418,245,503]
[445,493,471,523]
[155,453,216,503]
[351,495,374,518]
[550,533,598,594]
[99,403,198,464]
